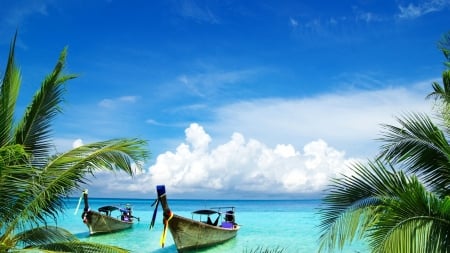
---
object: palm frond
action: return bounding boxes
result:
[0,144,28,167]
[0,32,21,147]
[10,227,130,252]
[13,47,77,167]
[317,160,414,252]
[0,166,45,245]
[31,241,130,253]
[2,138,148,239]
[426,71,450,125]
[426,80,448,102]
[0,145,39,238]
[370,178,450,253]
[377,113,450,196]
[14,226,77,248]
[437,30,450,66]
[45,138,149,176]
[0,145,32,225]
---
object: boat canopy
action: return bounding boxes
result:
[192,209,219,215]
[98,206,119,212]
[192,207,236,216]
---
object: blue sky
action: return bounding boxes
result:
[1,0,449,199]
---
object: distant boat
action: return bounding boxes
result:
[152,185,240,252]
[79,189,138,235]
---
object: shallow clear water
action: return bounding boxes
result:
[54,198,368,252]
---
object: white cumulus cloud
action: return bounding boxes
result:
[91,123,360,199]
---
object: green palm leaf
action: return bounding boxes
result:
[0,32,21,147]
[426,71,450,105]
[14,227,129,253]
[426,70,450,125]
[14,226,77,247]
[13,46,77,167]
[437,31,450,68]
[1,138,148,245]
[370,178,450,253]
[31,241,130,253]
[318,161,412,252]
[377,113,450,196]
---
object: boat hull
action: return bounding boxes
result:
[168,214,239,252]
[83,210,133,235]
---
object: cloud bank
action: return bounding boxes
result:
[89,123,359,199]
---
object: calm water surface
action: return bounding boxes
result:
[54,198,367,252]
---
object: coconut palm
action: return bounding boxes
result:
[317,114,450,252]
[0,33,149,252]
[317,31,450,253]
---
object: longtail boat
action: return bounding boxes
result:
[151,185,240,252]
[77,189,139,235]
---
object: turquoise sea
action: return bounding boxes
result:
[54,198,368,253]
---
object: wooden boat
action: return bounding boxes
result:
[153,185,240,252]
[79,189,138,235]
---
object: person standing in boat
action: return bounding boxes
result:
[120,206,131,221]
[120,204,139,222]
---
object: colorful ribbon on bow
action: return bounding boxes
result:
[160,210,173,248]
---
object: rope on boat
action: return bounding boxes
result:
[160,210,173,248]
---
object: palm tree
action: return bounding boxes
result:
[426,31,450,126]
[317,31,450,253]
[0,33,149,252]
[318,114,450,252]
